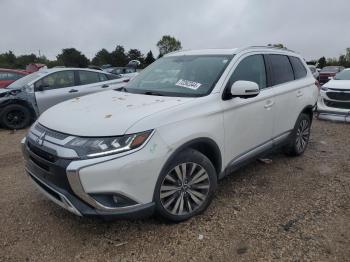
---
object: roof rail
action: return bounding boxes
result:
[243,45,295,53]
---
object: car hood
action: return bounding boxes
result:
[324,80,350,90]
[38,90,194,137]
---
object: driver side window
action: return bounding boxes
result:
[229,55,267,90]
[35,71,75,91]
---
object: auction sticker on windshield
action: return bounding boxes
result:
[175,79,202,90]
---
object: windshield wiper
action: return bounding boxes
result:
[143,91,164,96]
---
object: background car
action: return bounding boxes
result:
[318,66,344,85]
[308,65,319,79]
[25,63,46,73]
[0,68,29,88]
[317,68,350,122]
[105,67,138,79]
[0,68,129,129]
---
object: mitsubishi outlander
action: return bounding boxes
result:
[22,46,319,221]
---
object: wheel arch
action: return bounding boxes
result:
[301,105,314,122]
[162,137,222,177]
[0,99,37,123]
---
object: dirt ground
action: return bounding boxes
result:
[0,119,349,262]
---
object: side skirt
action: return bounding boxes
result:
[219,131,292,179]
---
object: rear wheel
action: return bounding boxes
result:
[154,149,217,222]
[284,113,311,156]
[0,104,32,129]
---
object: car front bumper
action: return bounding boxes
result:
[317,95,350,123]
[22,128,170,218]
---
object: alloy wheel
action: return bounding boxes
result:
[296,119,310,153]
[160,162,210,216]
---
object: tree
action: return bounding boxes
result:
[15,54,38,68]
[268,43,286,49]
[56,48,89,67]
[339,55,347,67]
[111,45,127,66]
[0,51,16,68]
[144,50,156,66]
[127,49,144,63]
[345,48,350,62]
[91,48,112,66]
[157,35,182,56]
[318,56,327,68]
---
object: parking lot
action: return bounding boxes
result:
[0,119,349,261]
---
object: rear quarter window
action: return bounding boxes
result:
[268,54,294,85]
[289,56,307,79]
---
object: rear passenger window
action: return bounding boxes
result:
[78,71,100,85]
[289,56,307,79]
[99,73,108,82]
[269,55,294,85]
[229,54,267,89]
[107,74,121,80]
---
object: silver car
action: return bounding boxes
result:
[0,68,129,129]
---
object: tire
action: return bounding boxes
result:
[284,113,311,156]
[0,104,32,130]
[154,149,217,222]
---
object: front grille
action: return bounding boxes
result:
[34,123,69,140]
[326,91,350,101]
[27,141,56,163]
[324,99,350,109]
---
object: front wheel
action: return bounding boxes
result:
[284,113,311,156]
[0,104,32,130]
[154,149,217,222]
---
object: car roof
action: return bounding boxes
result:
[0,68,29,74]
[38,67,109,75]
[166,46,298,57]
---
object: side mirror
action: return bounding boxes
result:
[230,80,260,98]
[35,84,49,92]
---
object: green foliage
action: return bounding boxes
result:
[317,57,327,68]
[0,51,16,68]
[91,48,112,66]
[127,49,143,60]
[56,48,89,67]
[111,45,128,67]
[144,50,156,66]
[157,35,182,56]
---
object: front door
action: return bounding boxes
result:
[34,70,77,114]
[222,53,275,167]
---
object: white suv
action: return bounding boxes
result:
[22,47,319,221]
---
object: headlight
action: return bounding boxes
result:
[321,86,328,91]
[65,130,153,158]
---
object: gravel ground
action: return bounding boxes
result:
[0,119,349,262]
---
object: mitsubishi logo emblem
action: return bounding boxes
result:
[36,132,46,146]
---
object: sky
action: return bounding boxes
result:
[1,0,349,61]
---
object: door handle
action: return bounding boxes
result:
[69,89,78,93]
[101,84,109,88]
[296,90,303,97]
[264,100,275,109]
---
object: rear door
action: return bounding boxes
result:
[34,70,77,113]
[266,54,308,142]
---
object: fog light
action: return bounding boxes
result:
[90,193,138,208]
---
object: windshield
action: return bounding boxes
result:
[321,66,340,73]
[334,70,350,80]
[6,71,44,89]
[126,55,232,97]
